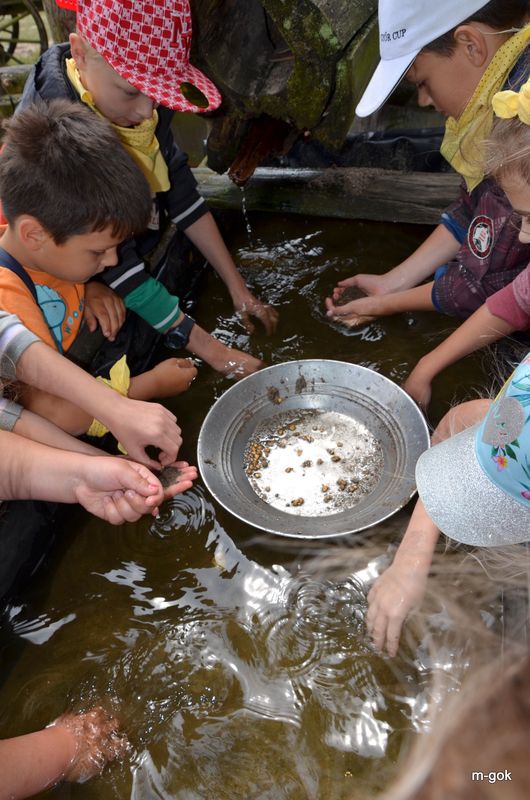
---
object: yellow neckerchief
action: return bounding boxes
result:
[66,58,170,194]
[441,25,530,192]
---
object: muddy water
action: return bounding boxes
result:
[0,213,493,798]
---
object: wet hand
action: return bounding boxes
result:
[51,706,130,783]
[402,366,433,411]
[73,457,167,523]
[155,461,198,501]
[332,273,392,300]
[366,563,428,657]
[84,282,126,341]
[324,296,376,328]
[109,397,183,468]
[233,291,279,335]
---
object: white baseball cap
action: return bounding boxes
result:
[356,0,489,117]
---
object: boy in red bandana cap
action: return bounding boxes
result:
[22,0,277,379]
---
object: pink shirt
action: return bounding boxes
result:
[486,264,530,329]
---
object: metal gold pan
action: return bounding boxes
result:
[198,360,430,538]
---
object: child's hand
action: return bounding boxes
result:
[402,365,433,411]
[72,457,166,523]
[331,273,394,301]
[84,282,126,341]
[157,461,198,500]
[103,396,183,468]
[51,706,129,783]
[324,295,377,327]
[366,562,428,657]
[233,290,279,335]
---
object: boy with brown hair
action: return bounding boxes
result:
[326,0,530,408]
[0,99,197,438]
[22,0,277,379]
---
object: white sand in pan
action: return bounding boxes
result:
[246,410,384,516]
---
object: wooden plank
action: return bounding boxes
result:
[193,166,461,225]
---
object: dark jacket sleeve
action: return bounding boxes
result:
[156,107,208,230]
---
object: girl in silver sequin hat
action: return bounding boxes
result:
[366,78,530,658]
[416,356,530,546]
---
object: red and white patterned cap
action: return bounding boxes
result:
[57,0,222,113]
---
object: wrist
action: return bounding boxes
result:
[413,354,438,381]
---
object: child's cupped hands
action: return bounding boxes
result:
[72,456,197,524]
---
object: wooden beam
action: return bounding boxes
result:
[193,166,460,225]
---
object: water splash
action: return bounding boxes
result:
[240,185,254,247]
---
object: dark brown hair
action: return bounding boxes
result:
[0,99,152,244]
[424,0,529,57]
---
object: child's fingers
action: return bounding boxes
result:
[102,493,141,524]
[84,305,98,332]
[255,303,279,336]
[238,309,255,334]
[337,276,358,288]
[384,620,403,657]
[112,490,150,522]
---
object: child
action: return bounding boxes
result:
[20,0,278,378]
[0,706,128,799]
[0,315,197,523]
[404,83,530,408]
[325,1,530,382]
[366,351,530,656]
[0,100,197,438]
[0,309,185,468]
[0,428,197,524]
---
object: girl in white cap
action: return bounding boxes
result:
[326,1,530,409]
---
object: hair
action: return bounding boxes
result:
[423,0,529,57]
[301,536,530,800]
[381,647,530,800]
[485,114,530,186]
[0,99,152,244]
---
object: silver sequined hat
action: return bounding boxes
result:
[415,355,530,547]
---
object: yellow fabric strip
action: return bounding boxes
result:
[87,355,130,454]
[441,25,530,192]
[66,58,170,193]
[493,76,530,124]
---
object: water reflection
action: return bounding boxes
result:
[0,213,495,798]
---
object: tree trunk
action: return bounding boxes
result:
[42,0,76,43]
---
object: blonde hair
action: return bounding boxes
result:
[485,114,530,184]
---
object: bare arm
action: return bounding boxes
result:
[403,304,516,409]
[332,224,461,299]
[15,341,183,466]
[366,500,440,656]
[366,399,492,656]
[376,224,461,292]
[0,707,128,799]
[185,212,278,334]
[13,408,104,455]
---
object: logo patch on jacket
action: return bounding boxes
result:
[468,215,494,260]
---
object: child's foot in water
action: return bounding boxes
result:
[130,358,197,399]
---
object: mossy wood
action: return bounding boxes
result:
[193,166,461,225]
[191,0,379,177]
